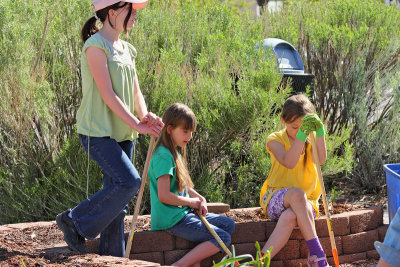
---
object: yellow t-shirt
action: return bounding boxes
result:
[259,129,321,218]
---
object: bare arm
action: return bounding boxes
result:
[86,47,159,136]
[133,67,147,120]
[133,64,164,133]
[188,188,206,202]
[312,135,327,165]
[267,139,305,169]
[157,175,201,209]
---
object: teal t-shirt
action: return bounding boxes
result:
[148,145,189,231]
[76,33,138,142]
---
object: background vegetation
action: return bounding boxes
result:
[263,0,400,191]
[0,0,398,224]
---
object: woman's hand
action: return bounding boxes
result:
[135,121,162,137]
[141,112,164,136]
[136,113,164,138]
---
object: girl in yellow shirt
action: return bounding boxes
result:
[259,94,328,267]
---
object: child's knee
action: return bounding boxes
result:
[287,187,307,203]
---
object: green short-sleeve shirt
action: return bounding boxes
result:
[76,33,138,142]
[148,146,189,231]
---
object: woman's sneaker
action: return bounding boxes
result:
[56,209,88,253]
[307,253,329,267]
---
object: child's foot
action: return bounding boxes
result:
[56,209,88,253]
[307,253,329,267]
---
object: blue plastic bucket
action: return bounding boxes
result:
[384,163,400,223]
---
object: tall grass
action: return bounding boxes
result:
[0,0,96,223]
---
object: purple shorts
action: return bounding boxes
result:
[267,188,317,221]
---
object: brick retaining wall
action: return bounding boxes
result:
[84,207,387,266]
[0,207,387,266]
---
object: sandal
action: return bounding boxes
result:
[307,253,329,267]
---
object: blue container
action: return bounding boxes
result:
[384,163,400,223]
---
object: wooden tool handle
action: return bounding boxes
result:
[196,211,233,258]
[310,134,340,267]
[125,136,156,258]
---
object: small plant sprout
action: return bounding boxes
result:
[213,242,272,267]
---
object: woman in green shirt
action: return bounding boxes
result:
[55,0,163,258]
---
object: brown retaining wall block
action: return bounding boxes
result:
[130,231,175,253]
[342,229,379,254]
[273,240,300,260]
[315,214,350,237]
[349,209,380,233]
[207,202,230,214]
[164,249,190,265]
[232,221,268,244]
[377,224,389,242]
[175,236,198,250]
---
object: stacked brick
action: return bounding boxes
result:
[85,206,387,266]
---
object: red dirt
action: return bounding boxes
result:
[0,201,382,266]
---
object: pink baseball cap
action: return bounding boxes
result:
[93,0,148,11]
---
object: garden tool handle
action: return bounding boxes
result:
[125,136,156,258]
[195,211,233,258]
[310,133,340,267]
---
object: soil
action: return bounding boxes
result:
[0,194,386,267]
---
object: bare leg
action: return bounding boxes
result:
[173,241,219,267]
[261,208,297,257]
[284,188,316,240]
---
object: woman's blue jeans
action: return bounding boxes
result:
[71,135,141,257]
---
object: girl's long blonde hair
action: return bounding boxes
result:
[156,103,196,192]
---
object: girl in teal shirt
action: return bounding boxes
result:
[149,103,235,267]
